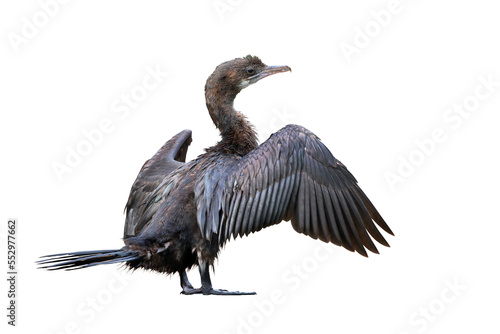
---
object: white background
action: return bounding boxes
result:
[1,0,499,333]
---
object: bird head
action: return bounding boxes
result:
[205,55,291,99]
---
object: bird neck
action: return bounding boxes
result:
[205,95,258,156]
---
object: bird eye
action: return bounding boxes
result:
[247,68,254,74]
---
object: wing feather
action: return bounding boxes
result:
[195,124,393,256]
[308,176,319,239]
[124,129,192,238]
[228,191,243,240]
[314,182,329,242]
[234,191,249,238]
[342,189,378,254]
[336,187,367,256]
[321,185,341,246]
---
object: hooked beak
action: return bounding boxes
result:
[248,65,292,84]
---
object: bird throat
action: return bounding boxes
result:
[206,96,258,156]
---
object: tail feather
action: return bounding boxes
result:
[37,248,141,271]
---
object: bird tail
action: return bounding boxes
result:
[37,248,141,271]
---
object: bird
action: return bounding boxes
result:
[38,55,393,295]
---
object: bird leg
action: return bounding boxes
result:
[179,269,202,294]
[197,260,256,296]
[180,257,256,295]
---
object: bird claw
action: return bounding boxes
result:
[180,287,256,295]
[180,286,203,295]
[202,288,256,296]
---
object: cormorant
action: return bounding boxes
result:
[38,55,393,295]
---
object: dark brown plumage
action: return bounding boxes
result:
[38,55,393,295]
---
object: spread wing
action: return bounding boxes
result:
[196,125,393,257]
[124,129,192,238]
